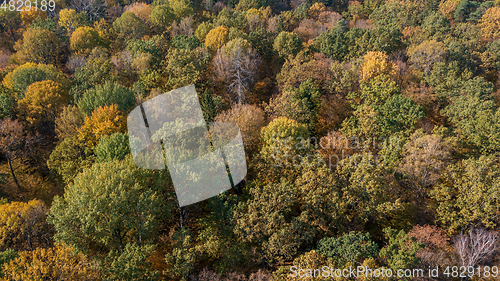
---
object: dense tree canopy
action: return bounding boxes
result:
[113,12,149,43]
[58,9,87,34]
[2,243,100,280]
[18,80,69,128]
[0,200,52,251]
[317,231,378,266]
[48,159,165,254]
[478,7,500,39]
[204,25,229,51]
[95,132,131,162]
[431,156,500,234]
[70,26,101,55]
[77,81,136,116]
[15,26,64,65]
[162,47,210,91]
[1,0,500,278]
[77,104,126,146]
[2,63,70,96]
[273,31,302,59]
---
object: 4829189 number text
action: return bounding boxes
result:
[1,0,56,12]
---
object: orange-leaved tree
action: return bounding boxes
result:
[77,104,126,146]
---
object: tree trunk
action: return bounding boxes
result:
[8,27,16,43]
[7,156,21,192]
[179,206,185,228]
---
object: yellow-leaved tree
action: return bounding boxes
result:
[70,26,101,55]
[308,2,326,18]
[18,80,69,127]
[19,7,47,27]
[204,25,229,51]
[478,7,500,40]
[77,104,126,146]
[1,243,100,280]
[360,51,398,82]
[0,199,53,251]
[439,0,461,20]
[58,9,86,35]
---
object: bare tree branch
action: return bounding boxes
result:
[454,227,498,268]
[213,42,261,104]
[70,0,104,22]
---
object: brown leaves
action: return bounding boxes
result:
[0,119,24,156]
[215,103,265,153]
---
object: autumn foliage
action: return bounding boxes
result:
[18,80,69,126]
[204,25,229,51]
[77,105,126,146]
[1,0,500,278]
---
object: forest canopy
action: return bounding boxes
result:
[1,0,500,279]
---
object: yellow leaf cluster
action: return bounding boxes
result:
[77,104,126,146]
[2,243,100,280]
[69,26,101,55]
[204,25,229,51]
[245,8,263,20]
[439,0,461,20]
[478,7,500,39]
[360,51,398,82]
[20,7,47,27]
[18,80,69,125]
[0,200,46,250]
[93,19,112,47]
[1,62,36,89]
[308,2,326,19]
[58,9,85,34]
